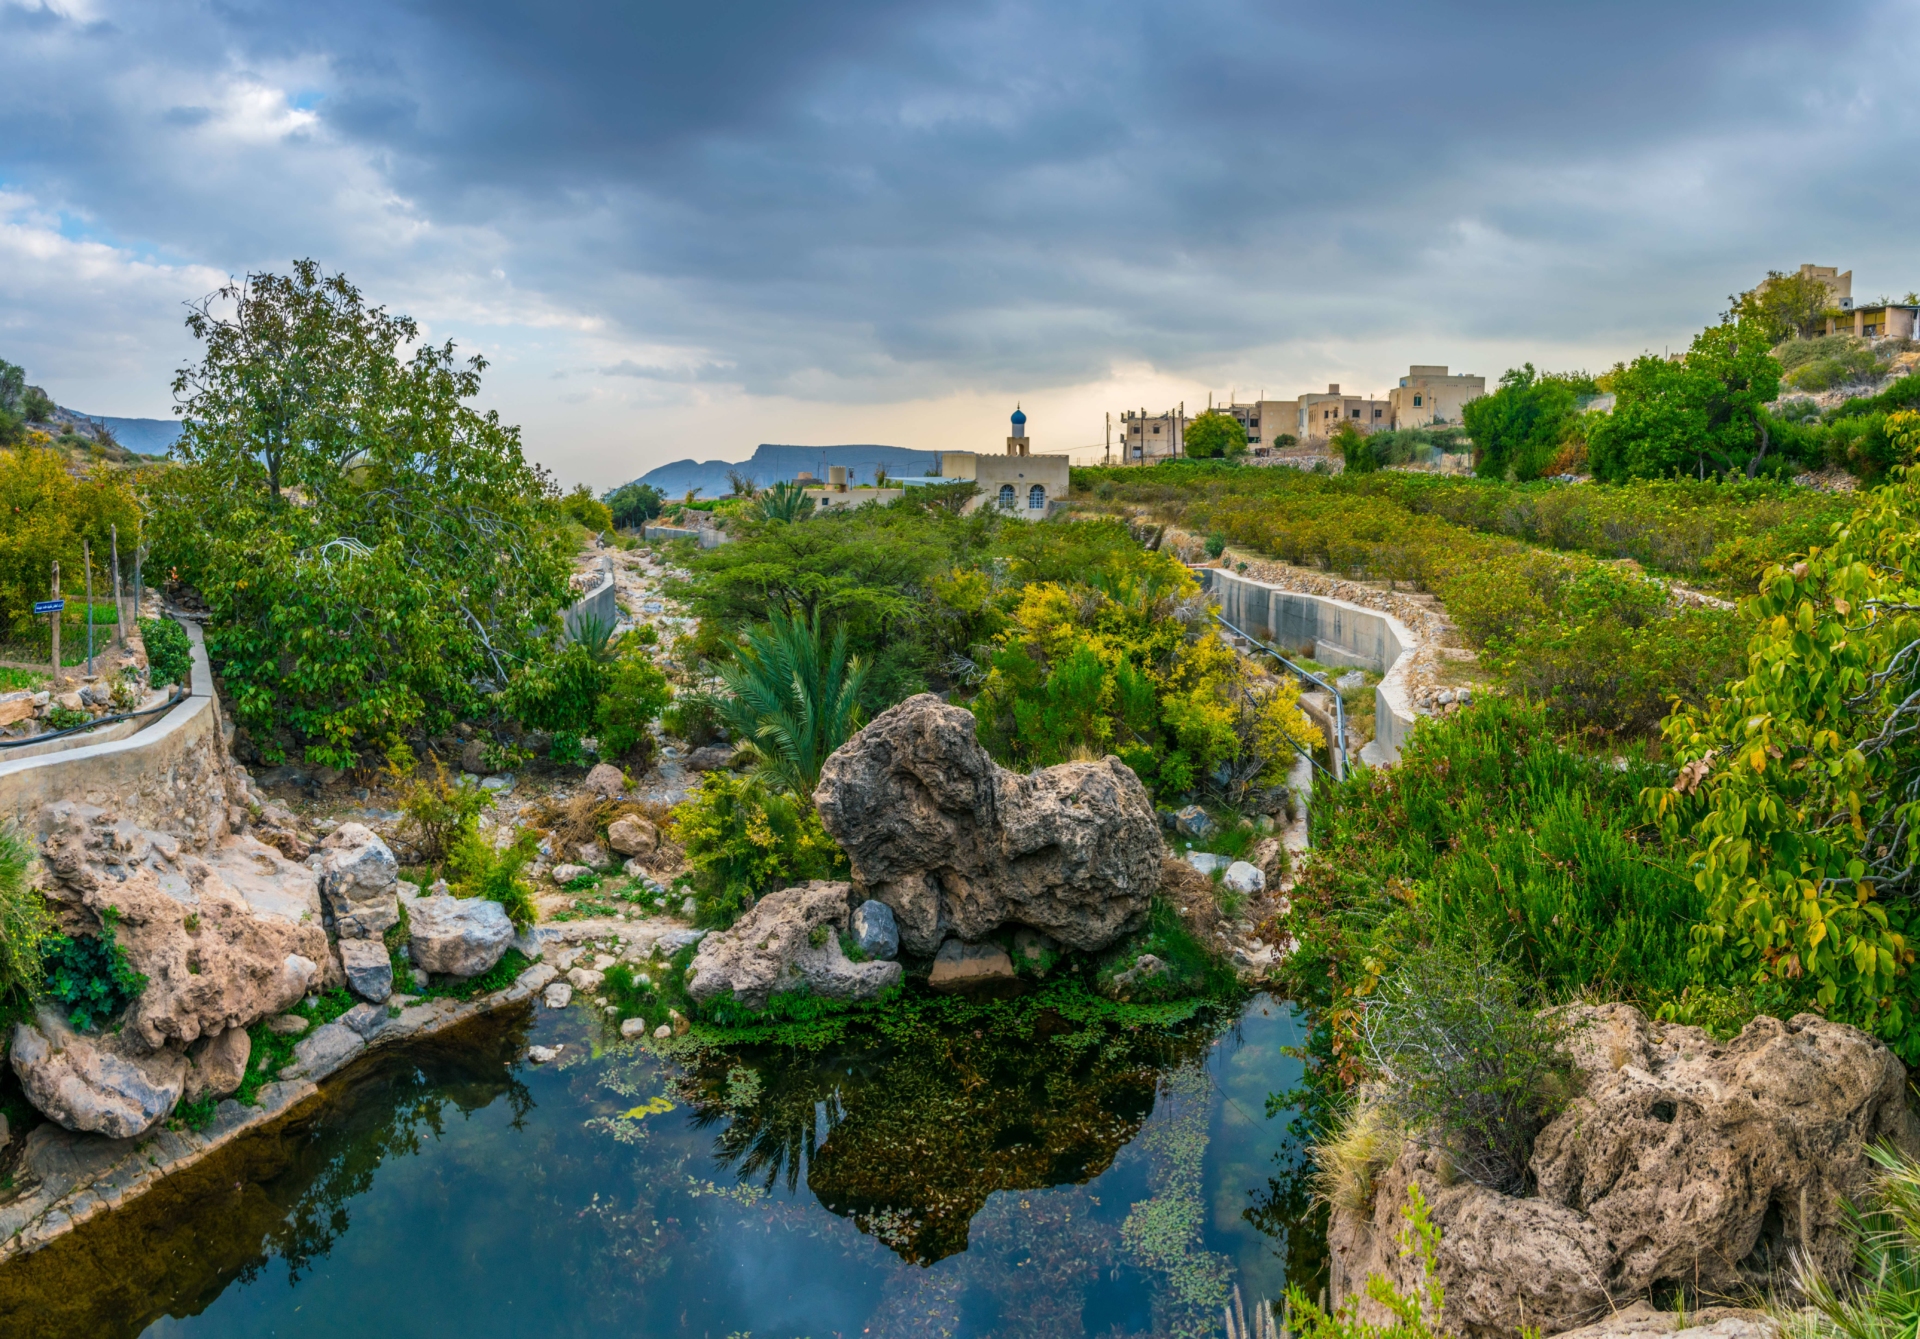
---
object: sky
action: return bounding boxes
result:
[2,0,1918,487]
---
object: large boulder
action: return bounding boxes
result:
[687,881,902,1012]
[407,895,514,978]
[1330,1005,1920,1338]
[318,823,400,939]
[813,694,1163,955]
[10,1008,187,1139]
[182,1026,251,1104]
[1532,1004,1916,1293]
[607,814,658,857]
[337,937,394,1002]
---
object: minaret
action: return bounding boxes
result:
[1006,404,1028,457]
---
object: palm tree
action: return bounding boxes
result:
[755,479,817,523]
[716,608,868,798]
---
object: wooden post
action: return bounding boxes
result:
[111,524,125,651]
[84,539,94,677]
[50,561,61,687]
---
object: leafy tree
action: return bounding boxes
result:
[558,483,613,532]
[1588,323,1781,481]
[155,261,574,768]
[715,607,868,798]
[0,359,22,416]
[1333,421,1376,474]
[595,644,673,760]
[604,481,665,528]
[21,386,53,422]
[0,445,139,634]
[1727,269,1834,343]
[1462,364,1580,481]
[1183,411,1247,460]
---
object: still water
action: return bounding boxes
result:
[0,993,1321,1338]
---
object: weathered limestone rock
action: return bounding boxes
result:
[550,863,590,885]
[687,880,902,1011]
[1223,861,1265,895]
[1173,805,1216,840]
[1332,1141,1613,1339]
[813,694,1163,955]
[339,1002,389,1040]
[1532,1004,1917,1294]
[282,1021,363,1082]
[607,815,658,857]
[685,743,737,772]
[10,1009,187,1140]
[583,762,627,797]
[337,938,394,1003]
[1551,1301,1778,1339]
[407,894,513,978]
[317,823,399,939]
[182,1026,250,1103]
[266,1013,309,1036]
[574,841,609,868]
[927,938,1015,991]
[850,899,898,959]
[1331,1006,1918,1338]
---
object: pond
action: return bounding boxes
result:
[0,991,1324,1338]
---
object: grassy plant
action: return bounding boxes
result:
[1311,1104,1405,1215]
[44,705,92,732]
[1097,897,1238,1003]
[1788,1144,1920,1339]
[234,988,356,1105]
[0,666,47,692]
[0,825,51,1015]
[169,1091,219,1133]
[715,606,868,798]
[412,947,531,1002]
[669,771,846,928]
[1286,1183,1447,1339]
[41,906,147,1031]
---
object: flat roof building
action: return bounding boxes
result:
[1387,366,1485,430]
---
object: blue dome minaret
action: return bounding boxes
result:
[1006,404,1029,457]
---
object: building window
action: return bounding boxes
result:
[1028,485,1045,510]
[1350,408,1361,418]
[1152,425,1161,434]
[998,484,1016,508]
[1373,409,1383,418]
[1413,394,1423,406]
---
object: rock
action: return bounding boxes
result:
[1223,861,1265,895]
[317,823,400,939]
[459,739,491,774]
[583,762,627,797]
[1551,1301,1779,1339]
[428,877,451,898]
[337,937,394,1003]
[339,1001,389,1040]
[1336,669,1367,692]
[1185,851,1228,875]
[0,697,35,727]
[849,899,899,959]
[544,982,573,1009]
[927,938,1016,992]
[517,963,558,993]
[55,689,85,712]
[620,1017,648,1039]
[567,966,606,992]
[480,774,514,794]
[525,730,554,755]
[265,1013,310,1036]
[527,1045,562,1064]
[684,744,737,772]
[9,1008,186,1139]
[653,1024,671,1039]
[680,896,697,917]
[669,1008,689,1035]
[1012,927,1057,972]
[283,1021,365,1081]
[1335,1140,1615,1339]
[1173,805,1216,840]
[574,841,609,869]
[182,1026,251,1103]
[1103,952,1169,1000]
[607,815,658,857]
[1531,1005,1917,1294]
[686,880,902,1011]
[407,895,513,978]
[410,967,429,990]
[813,694,1163,955]
[551,863,590,885]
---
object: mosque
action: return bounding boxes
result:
[804,406,1070,521]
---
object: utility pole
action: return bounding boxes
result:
[1104,411,1110,465]
[84,539,94,677]
[1179,401,1185,459]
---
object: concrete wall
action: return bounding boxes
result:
[563,557,617,639]
[0,619,241,844]
[642,524,725,548]
[1206,567,1419,764]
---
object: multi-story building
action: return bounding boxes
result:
[1789,263,1854,312]
[1118,408,1184,462]
[1290,385,1392,442]
[1386,366,1485,429]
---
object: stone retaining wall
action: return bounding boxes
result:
[1205,567,1419,764]
[563,556,617,639]
[0,619,239,845]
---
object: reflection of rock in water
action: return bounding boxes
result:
[0,1012,531,1339]
[687,1005,1224,1265]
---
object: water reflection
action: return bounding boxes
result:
[0,994,1322,1337]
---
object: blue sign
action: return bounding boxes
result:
[32,599,64,615]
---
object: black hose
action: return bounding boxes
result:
[0,687,188,750]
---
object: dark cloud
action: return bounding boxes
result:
[1,0,1917,410]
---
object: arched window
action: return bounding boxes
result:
[1028,484,1045,510]
[998,484,1015,508]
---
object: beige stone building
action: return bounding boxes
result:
[1118,407,1184,462]
[1386,365,1485,429]
[803,407,1067,520]
[1826,302,1919,340]
[1290,385,1392,442]
[1789,263,1854,312]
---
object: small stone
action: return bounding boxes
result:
[1224,861,1266,895]
[680,896,697,917]
[1185,851,1229,875]
[849,899,899,960]
[427,878,451,897]
[340,1001,389,1039]
[1174,805,1217,840]
[1336,670,1366,693]
[575,842,609,869]
[928,938,1016,992]
[669,1008,689,1035]
[620,1017,648,1039]
[480,774,514,793]
[543,982,573,1009]
[266,1013,311,1036]
[527,1045,561,1064]
[410,967,429,990]
[567,966,606,992]
[583,762,627,797]
[551,863,590,885]
[338,937,394,1003]
[653,1024,671,1039]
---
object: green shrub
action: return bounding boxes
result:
[170,1092,218,1133]
[594,645,672,760]
[44,705,91,732]
[1359,940,1578,1193]
[503,640,608,736]
[1788,1144,1920,1339]
[662,693,724,746]
[1097,897,1236,1003]
[445,828,539,928]
[668,772,846,927]
[0,825,52,1013]
[1204,532,1227,559]
[393,756,490,866]
[139,617,192,690]
[1285,1184,1447,1339]
[41,906,148,1031]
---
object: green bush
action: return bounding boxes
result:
[393,757,490,866]
[1285,1184,1447,1339]
[668,772,847,927]
[595,646,672,760]
[503,640,608,736]
[44,705,92,732]
[662,693,725,746]
[139,617,192,690]
[1204,532,1227,559]
[445,828,539,929]
[41,906,148,1031]
[1359,940,1578,1193]
[0,825,52,1014]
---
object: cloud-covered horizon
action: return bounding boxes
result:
[3,0,1918,485]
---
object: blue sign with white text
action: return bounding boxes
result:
[32,599,64,615]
